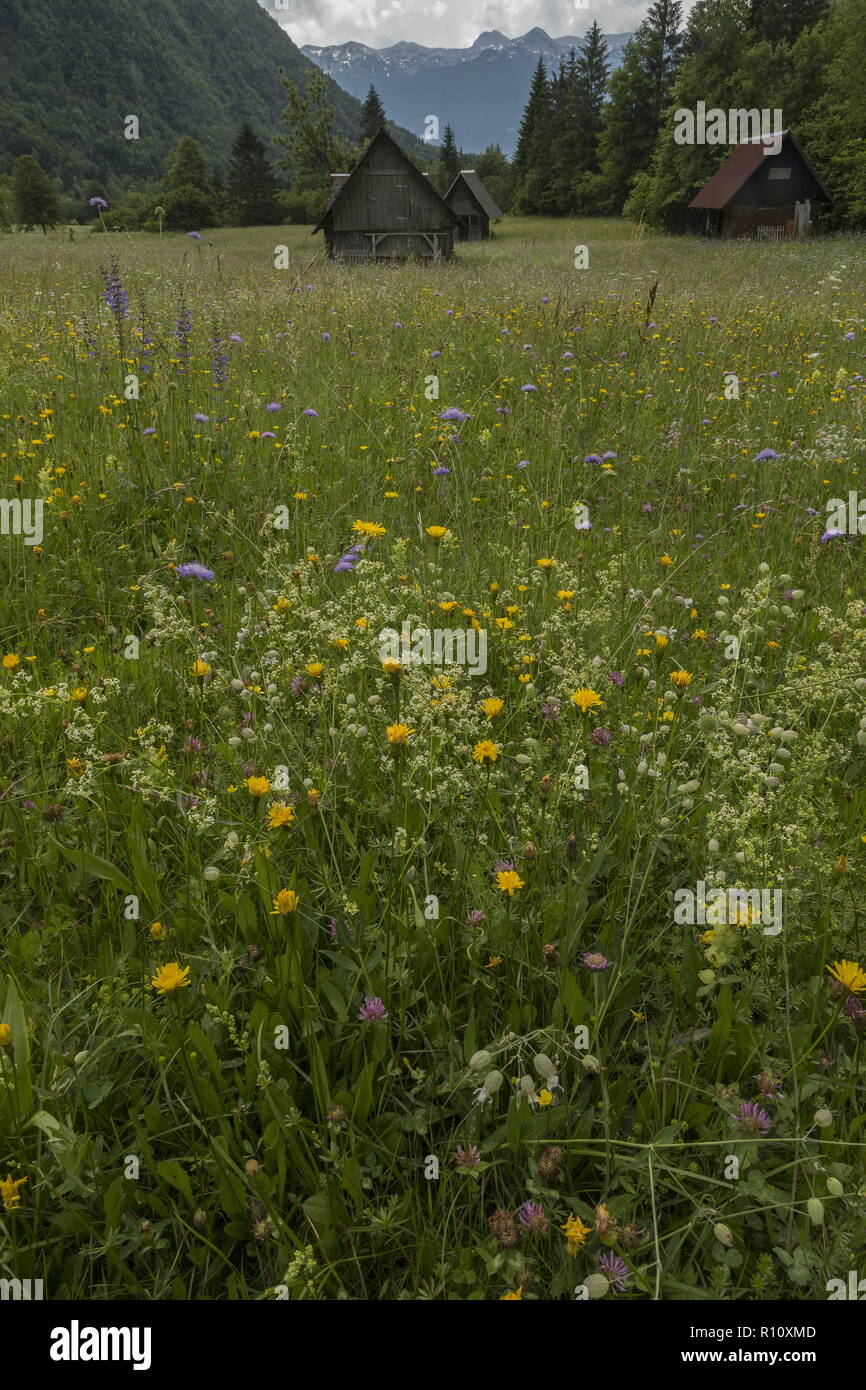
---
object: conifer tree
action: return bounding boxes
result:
[12,154,63,232]
[227,122,282,225]
[359,86,386,143]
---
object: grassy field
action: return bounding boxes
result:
[1,216,865,1301]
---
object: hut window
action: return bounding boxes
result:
[768,167,791,180]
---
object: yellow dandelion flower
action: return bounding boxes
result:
[670,670,692,687]
[473,739,499,763]
[245,776,270,797]
[382,658,402,676]
[330,637,349,651]
[826,960,866,994]
[537,557,557,569]
[496,869,524,896]
[570,687,603,714]
[306,662,324,679]
[150,962,191,995]
[271,889,299,916]
[481,697,504,719]
[352,520,386,538]
[192,659,211,677]
[386,722,413,745]
[426,525,447,539]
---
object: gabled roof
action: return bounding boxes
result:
[689,131,832,210]
[312,128,457,233]
[444,169,504,221]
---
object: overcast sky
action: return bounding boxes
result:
[259,0,697,50]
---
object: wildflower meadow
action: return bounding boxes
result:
[2,218,866,1305]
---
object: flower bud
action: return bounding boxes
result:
[826,1176,844,1197]
[814,1108,833,1128]
[580,1054,601,1073]
[806,1198,824,1226]
[469,1049,492,1071]
[713,1223,734,1248]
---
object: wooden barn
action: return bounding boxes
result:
[689,130,831,239]
[443,170,503,240]
[313,129,457,262]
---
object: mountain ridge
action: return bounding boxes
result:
[299,28,632,156]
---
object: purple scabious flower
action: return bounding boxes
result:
[755,448,780,461]
[517,1201,548,1235]
[431,350,441,359]
[598,1251,630,1293]
[518,459,530,469]
[89,195,108,208]
[608,670,625,687]
[266,402,281,412]
[187,231,202,240]
[142,427,157,436]
[844,331,856,341]
[520,383,537,393]
[821,528,845,543]
[333,544,364,573]
[584,454,602,464]
[440,407,470,422]
[176,562,215,582]
[734,1100,771,1136]
[590,727,612,746]
[432,465,450,477]
[193,412,209,423]
[581,951,610,972]
[358,995,388,1022]
[303,407,318,418]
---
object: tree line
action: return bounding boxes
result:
[4,0,862,233]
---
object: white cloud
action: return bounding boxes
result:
[260,0,697,50]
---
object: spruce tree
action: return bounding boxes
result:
[228,122,282,226]
[162,136,219,229]
[359,86,386,143]
[439,125,460,185]
[749,0,828,43]
[12,154,63,232]
[597,0,683,212]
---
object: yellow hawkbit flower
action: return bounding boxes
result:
[500,1286,523,1300]
[271,889,299,916]
[352,520,386,538]
[192,659,211,677]
[150,962,191,995]
[2,654,20,670]
[485,955,503,969]
[670,670,692,687]
[382,658,402,676]
[306,662,324,679]
[655,633,669,650]
[426,525,447,539]
[537,557,557,569]
[330,637,349,651]
[386,722,413,746]
[496,870,524,896]
[267,803,295,829]
[0,1022,12,1047]
[481,697,504,719]
[826,960,866,994]
[570,687,603,714]
[473,739,499,763]
[245,776,270,797]
[538,1088,554,1107]
[149,921,165,941]
[70,685,89,701]
[659,554,674,566]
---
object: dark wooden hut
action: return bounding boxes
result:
[443,170,503,240]
[689,130,831,239]
[313,129,457,262]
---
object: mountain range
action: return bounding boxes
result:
[300,28,632,157]
[0,0,427,193]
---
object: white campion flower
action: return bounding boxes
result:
[473,1069,504,1106]
[533,1053,560,1091]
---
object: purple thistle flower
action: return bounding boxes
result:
[176,562,215,582]
[358,995,388,1022]
[581,951,610,972]
[599,1251,630,1293]
[734,1100,772,1136]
